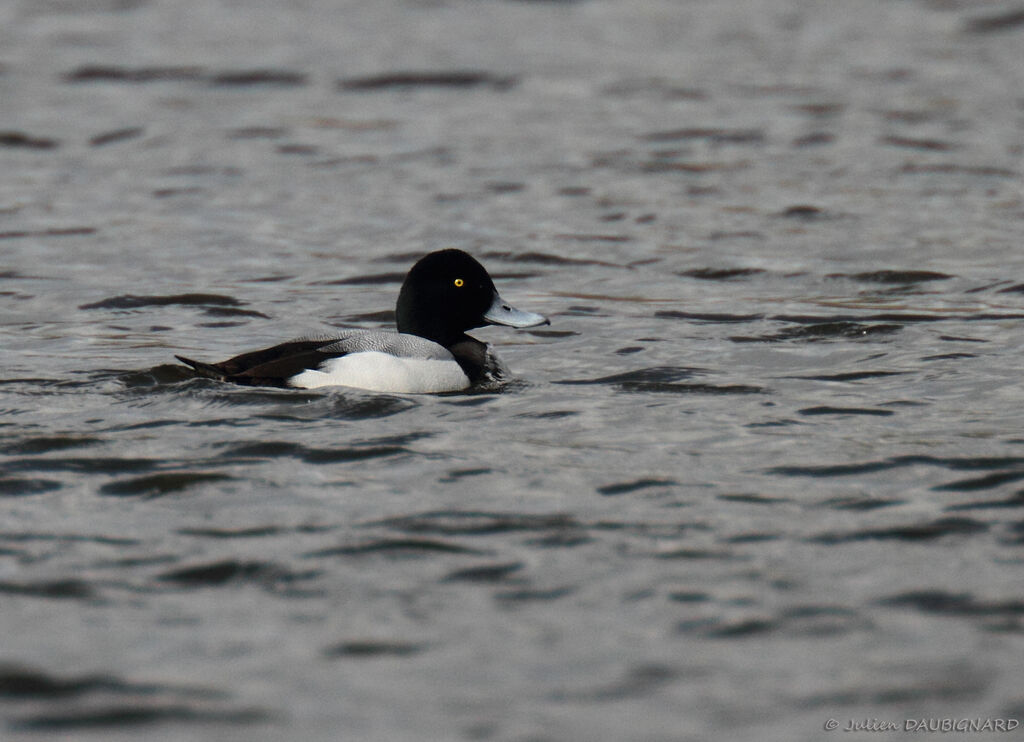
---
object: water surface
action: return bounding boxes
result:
[3,1,1024,740]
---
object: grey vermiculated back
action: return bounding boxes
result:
[316,331,455,361]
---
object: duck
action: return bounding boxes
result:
[175,249,549,393]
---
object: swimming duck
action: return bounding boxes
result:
[175,249,548,393]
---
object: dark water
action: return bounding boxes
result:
[4,1,1024,740]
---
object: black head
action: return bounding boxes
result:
[395,249,547,346]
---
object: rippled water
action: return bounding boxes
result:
[3,1,1024,740]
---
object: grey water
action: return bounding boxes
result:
[3,1,1024,740]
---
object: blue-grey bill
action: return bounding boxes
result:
[483,293,549,328]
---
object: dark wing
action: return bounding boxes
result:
[176,338,348,388]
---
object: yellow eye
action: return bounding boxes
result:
[453,278,464,287]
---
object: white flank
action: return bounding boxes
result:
[288,351,470,393]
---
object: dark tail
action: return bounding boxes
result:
[175,355,229,381]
